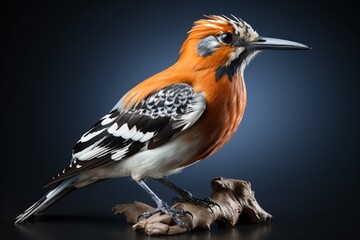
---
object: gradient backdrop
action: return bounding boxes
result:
[2,1,359,239]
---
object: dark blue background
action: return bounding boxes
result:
[2,1,359,239]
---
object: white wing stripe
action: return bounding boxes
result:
[108,123,124,137]
[107,122,118,134]
[108,122,154,142]
[140,132,155,142]
[101,115,117,125]
[131,131,144,141]
[121,125,138,139]
[73,137,106,160]
[77,146,110,160]
[79,129,107,143]
[72,84,205,164]
[111,143,131,161]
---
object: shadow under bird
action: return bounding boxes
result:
[16,15,310,227]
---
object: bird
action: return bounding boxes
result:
[15,15,309,226]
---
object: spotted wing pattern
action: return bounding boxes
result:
[46,83,206,186]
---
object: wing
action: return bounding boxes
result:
[46,83,206,186]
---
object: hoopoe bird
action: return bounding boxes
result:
[16,15,309,226]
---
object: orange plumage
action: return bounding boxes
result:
[121,16,248,167]
[16,15,309,225]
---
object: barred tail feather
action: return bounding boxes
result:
[15,178,75,224]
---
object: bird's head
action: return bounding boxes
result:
[179,15,309,80]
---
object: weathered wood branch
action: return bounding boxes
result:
[113,177,272,236]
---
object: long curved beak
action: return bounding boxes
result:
[248,37,311,50]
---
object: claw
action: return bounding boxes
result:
[136,180,190,230]
[174,195,221,213]
[184,210,193,219]
[138,201,190,231]
[212,201,221,211]
[202,197,222,211]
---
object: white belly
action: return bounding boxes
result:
[77,134,201,184]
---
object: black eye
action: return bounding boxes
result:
[219,33,233,44]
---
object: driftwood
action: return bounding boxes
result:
[113,177,272,236]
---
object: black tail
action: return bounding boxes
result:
[15,178,75,224]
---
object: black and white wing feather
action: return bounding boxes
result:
[46,83,206,186]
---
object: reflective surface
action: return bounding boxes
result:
[6,215,359,240]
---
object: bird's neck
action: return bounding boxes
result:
[170,55,247,112]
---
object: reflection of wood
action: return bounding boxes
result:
[113,177,272,236]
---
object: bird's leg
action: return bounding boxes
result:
[155,178,220,212]
[136,180,189,229]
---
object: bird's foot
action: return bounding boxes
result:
[173,193,220,212]
[139,200,190,230]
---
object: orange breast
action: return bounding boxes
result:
[180,71,247,167]
[121,63,247,168]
